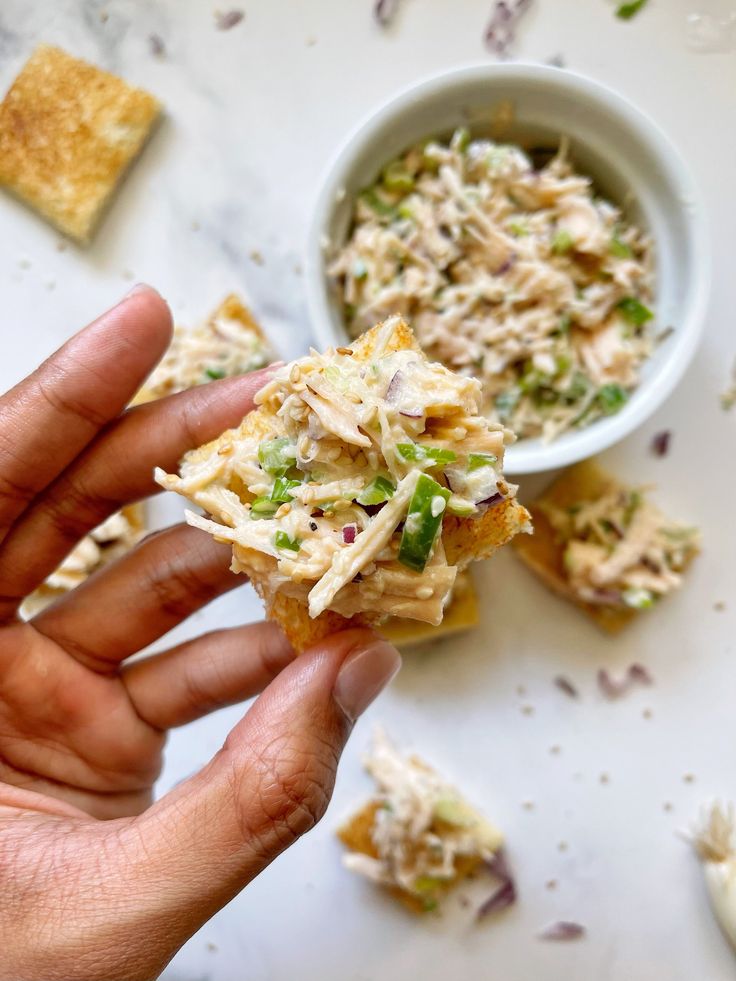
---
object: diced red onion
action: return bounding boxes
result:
[477,492,505,510]
[375,0,402,26]
[629,663,653,685]
[587,588,622,606]
[495,252,518,276]
[478,849,517,920]
[598,663,654,699]
[148,33,165,56]
[215,9,244,30]
[554,675,578,699]
[650,430,672,457]
[484,0,533,57]
[400,409,423,418]
[342,524,357,544]
[385,370,404,402]
[538,921,585,941]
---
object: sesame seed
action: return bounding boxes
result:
[430,495,447,517]
[337,346,353,356]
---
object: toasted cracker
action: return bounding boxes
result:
[514,460,654,633]
[184,318,530,653]
[0,45,161,243]
[337,800,484,914]
[380,570,479,648]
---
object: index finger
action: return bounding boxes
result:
[0,286,172,543]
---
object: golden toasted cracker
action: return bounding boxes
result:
[514,461,645,633]
[211,293,269,346]
[337,800,484,914]
[182,318,530,653]
[0,45,161,243]
[380,570,479,648]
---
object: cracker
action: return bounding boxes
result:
[380,570,479,648]
[0,45,161,243]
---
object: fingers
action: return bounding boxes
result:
[123,629,400,944]
[123,620,296,729]
[0,286,172,546]
[0,366,276,608]
[31,524,242,671]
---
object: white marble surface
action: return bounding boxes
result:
[1,1,736,979]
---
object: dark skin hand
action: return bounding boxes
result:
[0,286,401,981]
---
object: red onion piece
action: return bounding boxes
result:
[148,33,165,56]
[495,253,518,276]
[478,849,517,920]
[598,663,654,699]
[538,921,586,941]
[650,430,672,457]
[385,370,404,402]
[554,675,578,699]
[375,0,402,26]
[342,524,357,545]
[400,409,423,418]
[478,492,505,510]
[484,0,533,57]
[215,9,244,30]
[629,663,654,685]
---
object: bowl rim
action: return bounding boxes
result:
[305,62,710,475]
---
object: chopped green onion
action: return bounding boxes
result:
[359,188,396,218]
[250,496,278,520]
[397,443,457,466]
[495,387,521,420]
[258,437,296,477]
[508,221,528,237]
[398,474,451,573]
[610,236,633,258]
[616,0,647,19]
[467,452,497,472]
[622,587,654,609]
[274,530,301,552]
[551,229,574,254]
[519,365,549,393]
[450,126,470,153]
[555,313,572,335]
[270,476,301,503]
[563,371,590,403]
[617,296,654,327]
[382,161,414,193]
[204,367,226,380]
[555,353,572,375]
[397,201,415,220]
[356,475,395,506]
[413,875,443,894]
[596,383,628,415]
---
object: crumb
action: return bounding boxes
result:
[522,800,535,811]
[148,34,166,57]
[306,36,317,46]
[458,895,470,908]
[45,280,56,291]
[714,601,726,612]
[520,704,534,716]
[190,220,201,232]
[546,879,558,890]
[205,942,218,953]
[642,707,653,719]
[549,745,562,755]
[121,269,135,281]
[249,249,265,266]
[100,10,109,23]
[18,257,31,269]
[599,773,610,785]
[663,801,674,812]
[516,684,527,697]
[683,773,696,784]
[215,9,245,30]
[547,53,566,67]
[557,841,569,853]
[293,263,303,275]
[56,241,67,252]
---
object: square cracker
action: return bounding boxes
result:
[379,570,479,648]
[183,318,530,652]
[512,459,696,634]
[0,44,161,243]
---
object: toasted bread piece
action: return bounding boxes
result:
[380,570,479,648]
[337,800,484,914]
[513,460,697,633]
[175,318,530,653]
[0,45,161,243]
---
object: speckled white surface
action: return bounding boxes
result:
[1,2,735,979]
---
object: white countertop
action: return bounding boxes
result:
[1,2,735,979]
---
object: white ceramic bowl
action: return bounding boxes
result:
[305,64,709,474]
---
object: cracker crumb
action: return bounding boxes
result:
[56,241,67,252]
[557,841,569,853]
[549,744,562,755]
[521,704,535,716]
[599,773,610,785]
[191,220,201,232]
[516,684,527,697]
[45,279,56,291]
[683,773,696,784]
[522,800,535,811]
[122,269,135,281]
[546,879,558,890]
[663,801,674,812]
[250,249,265,266]
[714,601,726,612]
[18,257,31,269]
[205,942,218,953]
[642,707,653,719]
[293,262,303,275]
[306,36,317,46]
[100,10,109,23]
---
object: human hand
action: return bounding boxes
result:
[0,287,401,981]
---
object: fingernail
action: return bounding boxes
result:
[124,282,156,299]
[333,639,401,722]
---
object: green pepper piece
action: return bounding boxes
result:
[398,474,451,573]
[359,188,396,219]
[204,367,226,380]
[396,443,457,466]
[617,296,654,327]
[609,236,633,258]
[382,161,415,193]
[450,126,471,153]
[596,383,628,415]
[270,476,301,503]
[274,530,301,552]
[356,475,396,506]
[616,0,647,19]
[467,452,497,472]
[508,221,528,237]
[258,437,296,477]
[250,496,278,520]
[551,229,574,254]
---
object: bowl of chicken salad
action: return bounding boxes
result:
[306,64,709,474]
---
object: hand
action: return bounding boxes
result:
[0,286,401,981]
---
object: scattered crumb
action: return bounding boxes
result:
[45,279,56,291]
[148,33,166,57]
[557,841,569,853]
[306,36,317,46]
[520,704,535,716]
[599,773,610,785]
[553,675,578,699]
[121,269,135,281]
[650,430,671,457]
[18,257,31,269]
[191,220,201,232]
[249,249,265,266]
[547,53,566,67]
[56,241,67,252]
[546,879,558,890]
[714,601,726,612]
[721,357,736,410]
[663,801,674,812]
[642,707,653,719]
[215,9,245,30]
[522,800,535,811]
[205,942,218,953]
[549,745,562,755]
[293,262,303,275]
[99,9,109,23]
[516,684,527,696]
[683,773,696,784]
[458,895,470,908]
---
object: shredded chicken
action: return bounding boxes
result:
[329,132,655,442]
[157,317,518,624]
[341,729,503,906]
[541,484,699,609]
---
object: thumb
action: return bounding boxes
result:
[125,628,400,943]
